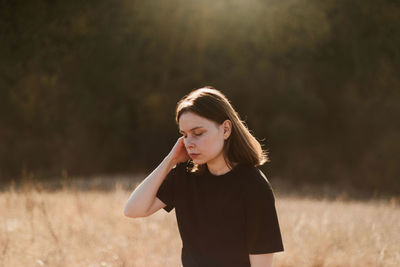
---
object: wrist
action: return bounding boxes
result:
[164,154,177,169]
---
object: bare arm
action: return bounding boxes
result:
[249,253,274,267]
[123,155,176,218]
[124,137,189,218]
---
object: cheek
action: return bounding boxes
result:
[196,136,208,149]
[201,135,223,153]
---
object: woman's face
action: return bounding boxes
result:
[178,112,231,165]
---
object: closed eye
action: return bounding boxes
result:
[182,132,203,138]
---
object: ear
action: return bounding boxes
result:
[222,120,232,139]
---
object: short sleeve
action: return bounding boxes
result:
[156,163,184,213]
[244,169,284,254]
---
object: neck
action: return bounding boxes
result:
[206,155,236,176]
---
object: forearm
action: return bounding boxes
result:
[249,253,274,267]
[124,155,176,217]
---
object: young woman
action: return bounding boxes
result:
[124,86,284,267]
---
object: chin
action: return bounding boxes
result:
[191,158,205,165]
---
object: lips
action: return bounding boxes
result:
[189,153,200,157]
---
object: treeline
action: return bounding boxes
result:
[0,0,399,194]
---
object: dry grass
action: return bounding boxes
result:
[0,177,399,267]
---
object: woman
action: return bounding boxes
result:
[124,86,284,267]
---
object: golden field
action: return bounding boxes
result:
[0,177,399,267]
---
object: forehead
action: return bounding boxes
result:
[178,112,217,131]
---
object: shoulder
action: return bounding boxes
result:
[239,165,275,201]
[170,161,192,177]
[239,164,271,186]
[172,162,186,171]
[165,162,188,181]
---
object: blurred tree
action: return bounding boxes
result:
[0,0,399,194]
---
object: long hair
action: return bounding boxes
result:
[175,86,269,173]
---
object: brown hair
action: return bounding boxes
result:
[175,86,269,173]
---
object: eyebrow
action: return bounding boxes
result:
[179,126,203,134]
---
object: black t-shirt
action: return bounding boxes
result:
[156,162,284,267]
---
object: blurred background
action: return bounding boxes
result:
[1,0,399,196]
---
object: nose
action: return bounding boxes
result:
[184,137,195,150]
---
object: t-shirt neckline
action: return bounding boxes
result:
[205,163,241,178]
